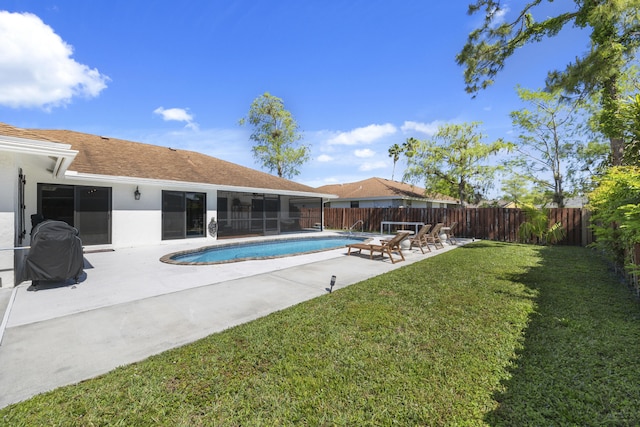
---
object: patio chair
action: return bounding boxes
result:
[425,222,445,250]
[442,221,458,244]
[346,231,411,264]
[409,224,432,254]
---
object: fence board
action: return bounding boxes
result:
[314,207,592,246]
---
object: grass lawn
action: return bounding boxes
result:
[2,241,639,425]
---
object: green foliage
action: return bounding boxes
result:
[589,166,640,272]
[387,143,402,180]
[457,0,576,95]
[402,136,419,158]
[500,173,550,207]
[518,204,566,245]
[3,244,639,424]
[500,174,530,207]
[574,138,611,193]
[404,121,512,205]
[388,138,420,181]
[458,0,640,165]
[620,93,640,165]
[239,92,309,178]
[509,87,597,206]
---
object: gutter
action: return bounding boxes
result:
[64,171,339,199]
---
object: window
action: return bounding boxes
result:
[38,184,112,245]
[162,191,206,240]
[350,201,359,208]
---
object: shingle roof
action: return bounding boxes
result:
[317,177,458,203]
[0,122,325,194]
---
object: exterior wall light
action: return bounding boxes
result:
[134,186,141,200]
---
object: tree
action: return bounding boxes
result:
[239,92,309,178]
[388,143,402,180]
[457,0,640,165]
[404,122,512,205]
[388,138,420,180]
[402,137,420,159]
[500,174,534,207]
[509,87,592,207]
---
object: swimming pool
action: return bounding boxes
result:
[160,235,368,265]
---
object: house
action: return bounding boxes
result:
[0,122,336,287]
[317,177,459,209]
[548,197,588,209]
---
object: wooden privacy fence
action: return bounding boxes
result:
[301,207,593,247]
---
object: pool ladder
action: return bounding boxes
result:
[348,220,364,235]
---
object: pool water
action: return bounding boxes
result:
[163,236,367,264]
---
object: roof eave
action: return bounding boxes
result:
[330,195,459,204]
[0,135,78,178]
[65,171,339,198]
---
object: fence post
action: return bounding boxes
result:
[582,209,591,247]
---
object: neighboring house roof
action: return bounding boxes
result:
[548,197,588,208]
[0,122,329,196]
[476,199,517,208]
[317,177,458,204]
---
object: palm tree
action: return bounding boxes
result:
[402,137,419,159]
[388,144,402,180]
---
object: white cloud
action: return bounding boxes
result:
[354,149,375,158]
[328,123,397,145]
[401,120,443,136]
[358,161,387,171]
[0,11,109,109]
[154,107,199,130]
[489,5,509,27]
[317,154,333,162]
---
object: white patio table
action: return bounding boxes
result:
[380,221,424,236]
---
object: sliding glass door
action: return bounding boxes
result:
[76,186,111,245]
[38,184,112,245]
[162,191,206,240]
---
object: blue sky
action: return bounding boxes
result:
[1,1,589,193]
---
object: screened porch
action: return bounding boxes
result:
[216,191,324,238]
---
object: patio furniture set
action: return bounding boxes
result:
[346,222,457,264]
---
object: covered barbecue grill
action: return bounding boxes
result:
[24,220,84,284]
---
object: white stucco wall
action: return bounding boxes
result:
[0,152,15,287]
[21,173,220,250]
[90,182,218,248]
[110,183,162,247]
[328,201,352,209]
[410,200,428,208]
[21,157,81,241]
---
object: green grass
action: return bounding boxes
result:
[2,241,639,426]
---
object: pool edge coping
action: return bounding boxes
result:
[159,234,372,265]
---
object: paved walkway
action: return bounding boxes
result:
[0,233,469,409]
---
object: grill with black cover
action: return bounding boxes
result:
[25,220,84,284]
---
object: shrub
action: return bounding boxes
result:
[588,166,640,277]
[518,204,566,245]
